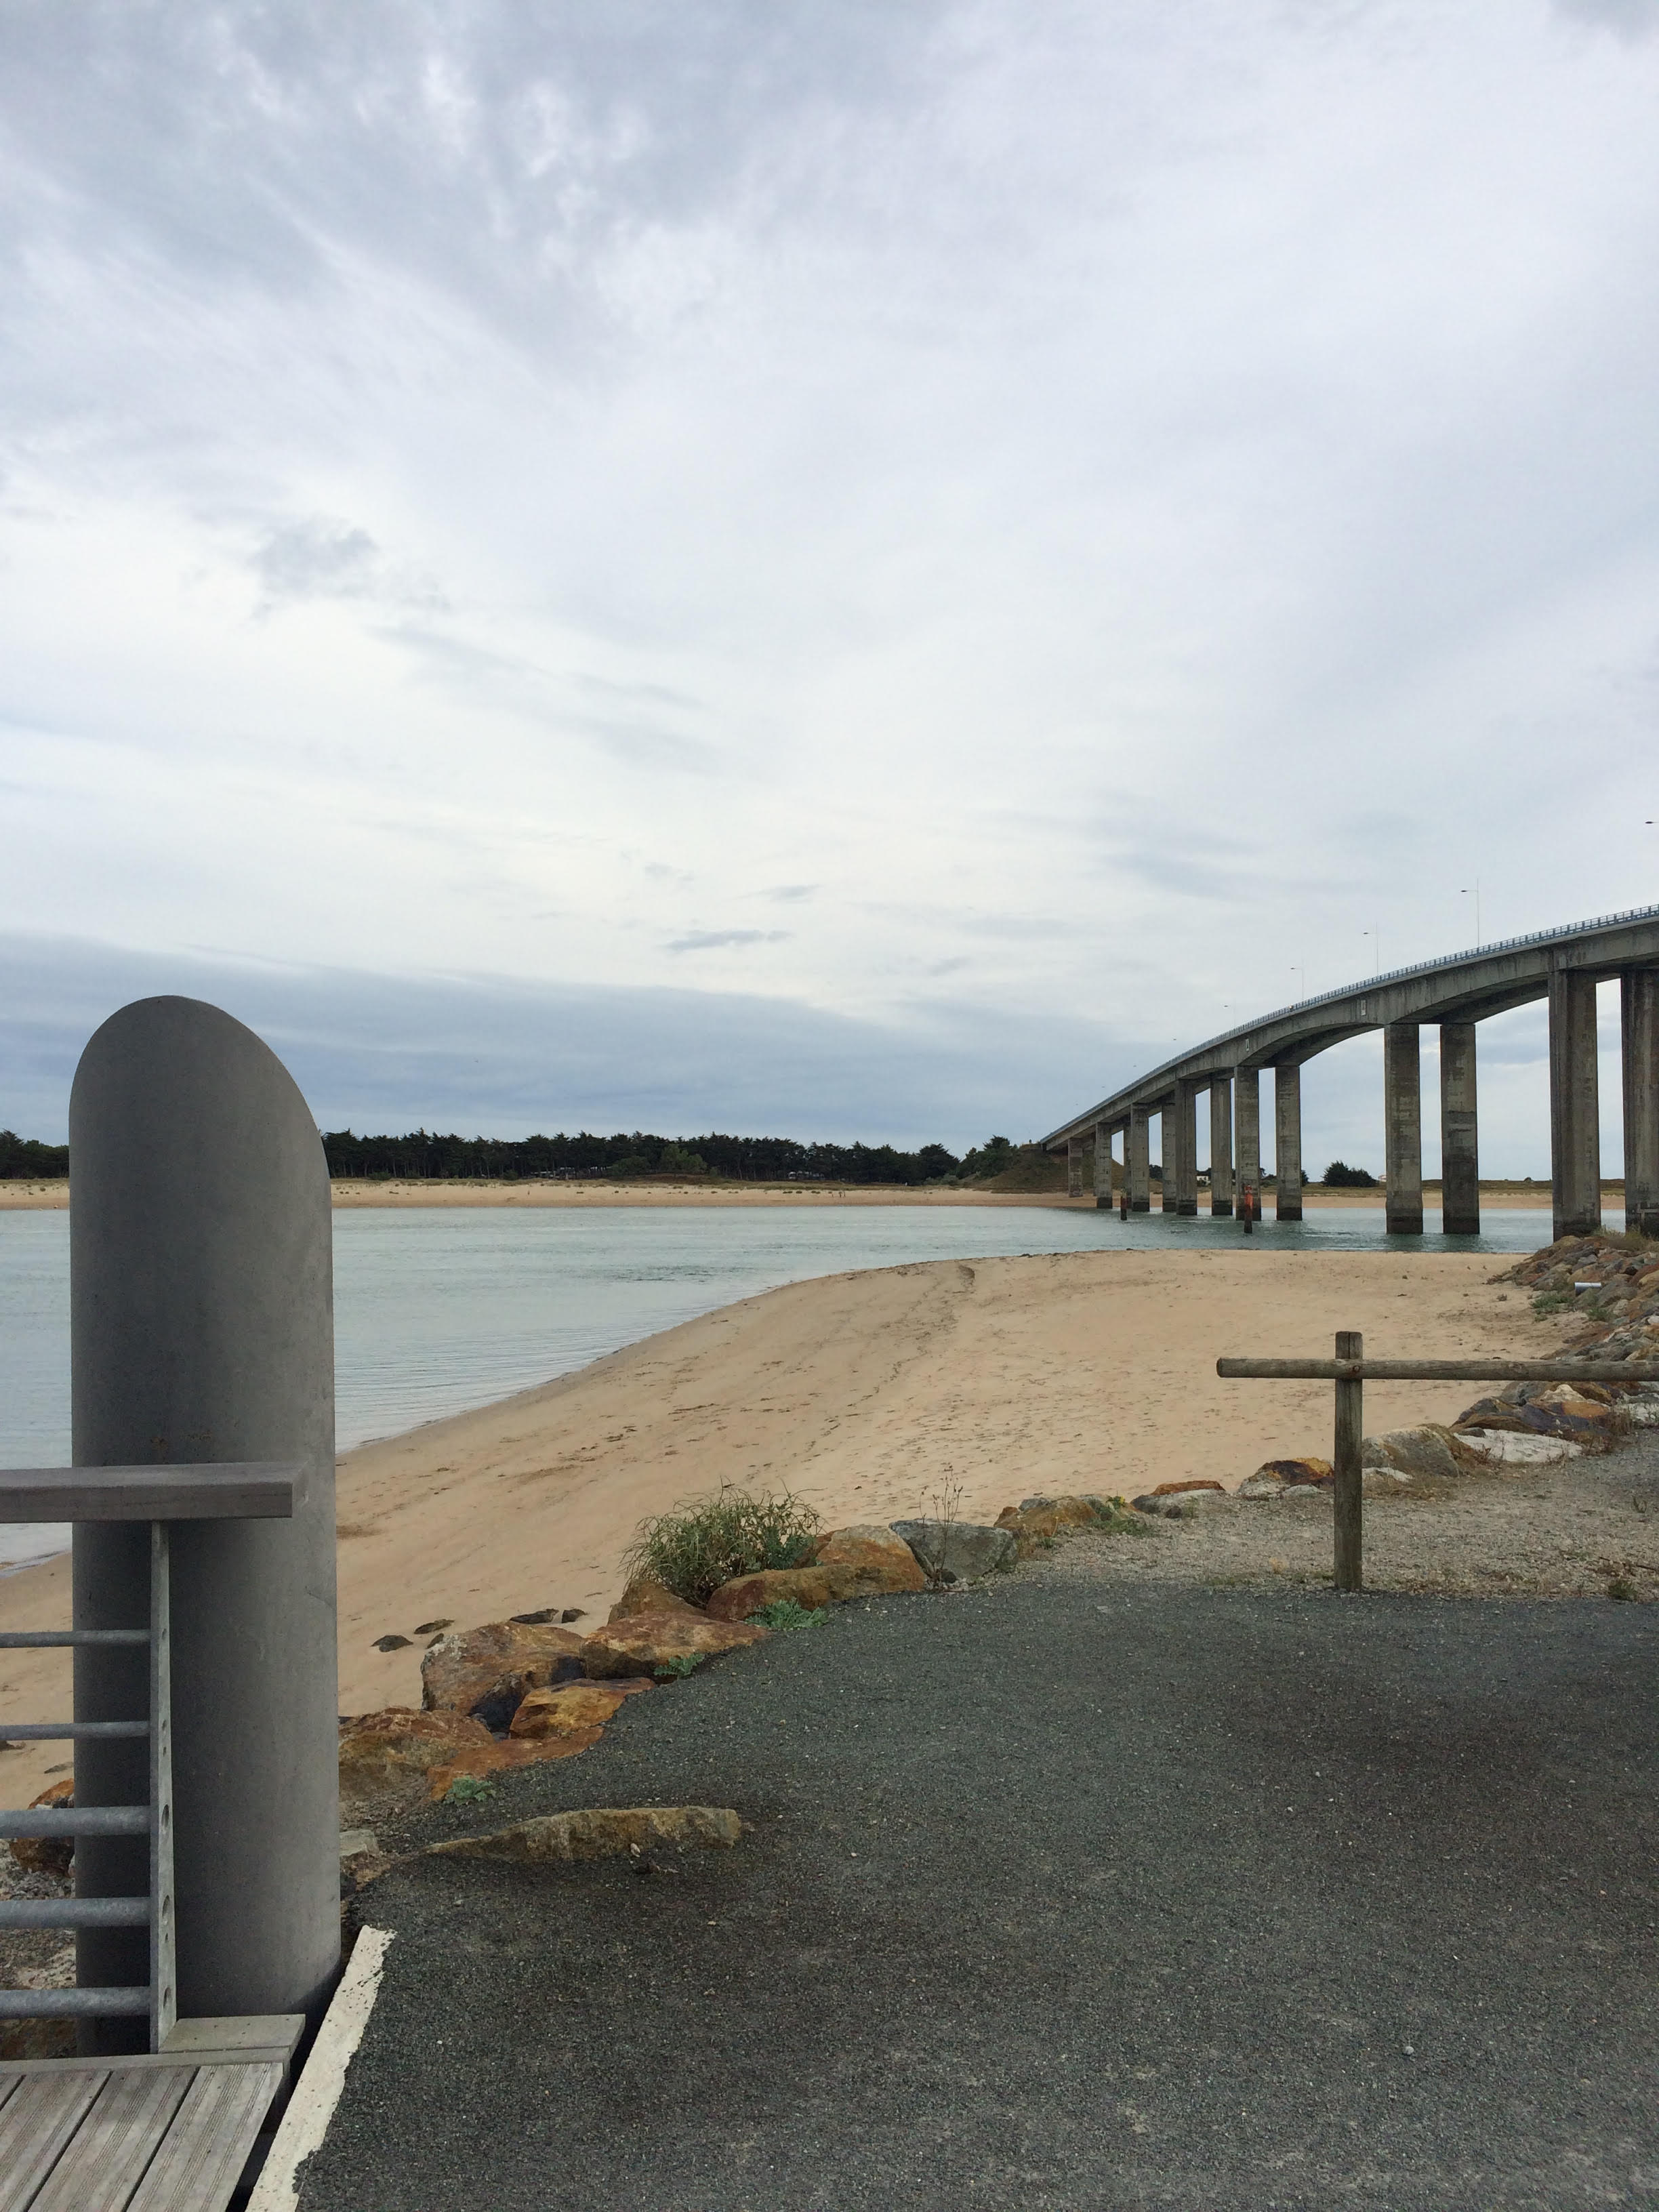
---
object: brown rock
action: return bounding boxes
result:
[994,1496,1105,1556]
[425,1728,605,1802]
[9,1778,73,1876]
[581,1611,769,1679]
[607,1576,707,1623]
[339,1707,496,1811]
[425,1804,745,1866]
[810,1525,928,1594]
[1254,1457,1333,1488]
[421,1620,587,1730]
[508,1679,653,1738]
[708,1532,925,1618]
[706,1565,841,1619]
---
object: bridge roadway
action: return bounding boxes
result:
[1043,903,1659,1241]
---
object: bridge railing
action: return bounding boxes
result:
[1065,899,1659,1136]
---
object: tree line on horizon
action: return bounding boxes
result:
[0,1130,68,1178]
[320,1126,979,1185]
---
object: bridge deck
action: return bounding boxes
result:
[0,2020,300,2212]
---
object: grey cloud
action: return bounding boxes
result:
[1555,0,1659,35]
[666,928,791,952]
[251,517,380,602]
[766,884,817,903]
[0,931,1118,1151]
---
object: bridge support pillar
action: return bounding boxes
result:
[1273,1063,1302,1221]
[1209,1079,1233,1215]
[1234,1069,1260,1216]
[1439,1022,1479,1235]
[1170,1083,1199,1214]
[1128,1105,1151,1211]
[1549,967,1601,1240]
[1093,1120,1114,1207]
[1622,970,1659,1235]
[1067,1134,1084,1200]
[1384,1022,1424,1235]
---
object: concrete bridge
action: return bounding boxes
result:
[1043,904,1659,1242]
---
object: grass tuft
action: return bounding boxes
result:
[654,1654,705,1679]
[752,1597,830,1631]
[623,1483,822,1605]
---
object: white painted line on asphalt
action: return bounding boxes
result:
[246,1925,394,2212]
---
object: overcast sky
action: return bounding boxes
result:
[3,1,1658,1167]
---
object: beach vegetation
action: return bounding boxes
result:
[623,1483,823,1606]
[1322,1161,1378,1187]
[752,1598,830,1631]
[1532,1290,1574,1316]
[443,1774,496,1805]
[655,1654,706,1678]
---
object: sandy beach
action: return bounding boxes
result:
[0,1244,1553,1799]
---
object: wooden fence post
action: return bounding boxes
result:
[1333,1329,1363,1592]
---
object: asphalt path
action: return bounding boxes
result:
[301,1570,1658,2211]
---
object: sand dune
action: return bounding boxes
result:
[0,1246,1547,1797]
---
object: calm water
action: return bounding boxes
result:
[0,1202,1562,1566]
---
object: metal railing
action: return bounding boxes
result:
[1217,1340,1659,1593]
[0,1462,295,2051]
[1050,899,1659,1143]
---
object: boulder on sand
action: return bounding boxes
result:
[707,1528,925,1618]
[1361,1425,1469,1483]
[889,1519,1018,1582]
[607,1576,706,1623]
[581,1612,769,1679]
[422,1620,587,1732]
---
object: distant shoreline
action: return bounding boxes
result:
[0,1176,1582,1210]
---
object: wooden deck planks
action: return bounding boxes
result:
[27,2064,194,2212]
[124,2060,283,2212]
[0,2068,108,2212]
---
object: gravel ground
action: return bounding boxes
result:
[1056,1431,1659,1603]
[301,1463,1659,2211]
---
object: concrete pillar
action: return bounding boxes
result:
[71,998,340,2052]
[1208,1078,1233,1215]
[1093,1120,1114,1207]
[1439,1021,1479,1236]
[1383,1022,1424,1235]
[1273,1063,1303,1221]
[1622,971,1659,1235]
[1233,1069,1261,1216]
[1169,1084,1199,1215]
[1549,967,1601,1240]
[1128,1105,1151,1211]
[1067,1134,1083,1200]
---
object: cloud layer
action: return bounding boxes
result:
[3,3,1657,1168]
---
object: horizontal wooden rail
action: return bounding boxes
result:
[0,1461,300,1521]
[1216,1335,1659,1597]
[1218,1358,1659,1384]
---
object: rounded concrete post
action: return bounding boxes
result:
[71,998,338,2049]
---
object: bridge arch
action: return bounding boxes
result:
[1044,904,1659,1240]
